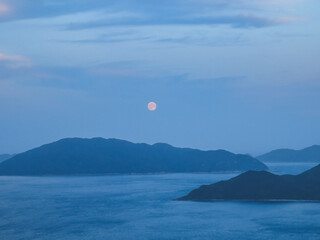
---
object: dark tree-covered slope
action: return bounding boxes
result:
[0,154,12,163]
[257,145,320,163]
[0,138,267,176]
[178,164,320,201]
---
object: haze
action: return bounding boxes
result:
[0,0,319,155]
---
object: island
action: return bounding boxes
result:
[257,145,320,163]
[0,137,267,176]
[0,154,13,163]
[178,163,320,201]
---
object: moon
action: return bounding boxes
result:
[148,102,157,111]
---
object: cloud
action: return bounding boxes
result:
[64,14,289,30]
[0,0,110,22]
[0,53,32,68]
[0,0,299,30]
[61,29,246,46]
[61,34,151,44]
[0,2,10,15]
[0,53,28,62]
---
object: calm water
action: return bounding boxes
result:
[1,163,320,240]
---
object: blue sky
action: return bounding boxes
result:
[0,0,320,154]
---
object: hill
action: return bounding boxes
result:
[257,145,320,163]
[0,154,13,163]
[0,138,267,176]
[178,163,320,201]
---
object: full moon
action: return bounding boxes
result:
[148,102,157,111]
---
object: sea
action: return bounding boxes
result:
[1,162,320,240]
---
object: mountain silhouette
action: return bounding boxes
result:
[0,138,267,176]
[257,145,320,163]
[0,154,13,163]
[178,163,320,201]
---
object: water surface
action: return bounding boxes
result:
[1,163,320,240]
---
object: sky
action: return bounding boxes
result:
[0,0,319,155]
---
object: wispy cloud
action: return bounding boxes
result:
[0,0,300,29]
[0,53,32,68]
[60,33,151,44]
[64,14,291,30]
[0,2,10,16]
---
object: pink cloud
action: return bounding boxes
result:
[0,53,32,68]
[0,2,10,15]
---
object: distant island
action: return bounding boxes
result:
[0,138,267,176]
[0,154,13,163]
[257,145,320,163]
[178,163,320,201]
